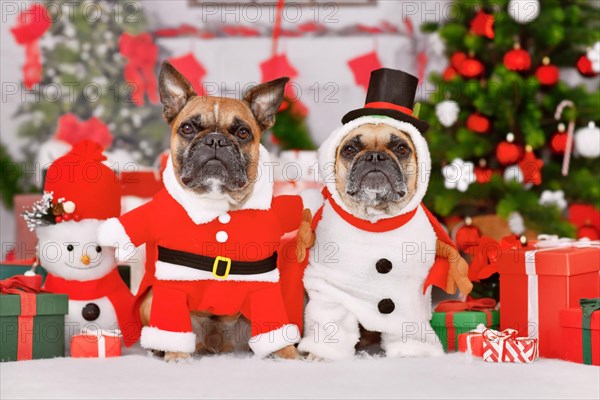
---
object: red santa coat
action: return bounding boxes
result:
[98,148,304,357]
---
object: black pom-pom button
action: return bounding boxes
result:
[378,298,395,314]
[376,258,393,274]
[82,303,101,321]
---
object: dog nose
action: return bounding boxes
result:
[364,152,389,162]
[203,133,231,149]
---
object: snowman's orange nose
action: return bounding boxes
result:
[81,255,91,265]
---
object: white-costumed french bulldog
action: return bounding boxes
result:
[298,69,472,360]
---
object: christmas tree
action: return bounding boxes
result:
[421,0,599,239]
[270,97,317,151]
[13,0,165,168]
[420,0,599,299]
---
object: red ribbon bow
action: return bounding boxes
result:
[1,275,47,361]
[10,3,52,89]
[435,298,496,352]
[55,114,113,148]
[119,33,159,106]
[465,236,501,282]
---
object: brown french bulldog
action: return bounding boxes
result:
[138,62,306,362]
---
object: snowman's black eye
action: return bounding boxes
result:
[67,245,74,252]
[95,246,102,253]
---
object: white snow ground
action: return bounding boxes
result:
[1,345,599,400]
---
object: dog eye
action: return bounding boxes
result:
[395,145,409,156]
[180,123,195,136]
[236,128,251,140]
[342,145,357,158]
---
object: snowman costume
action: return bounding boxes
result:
[299,69,456,360]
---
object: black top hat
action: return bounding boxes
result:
[342,68,429,132]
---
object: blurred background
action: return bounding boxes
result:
[1,0,599,298]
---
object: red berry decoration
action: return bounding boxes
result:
[73,214,81,222]
[470,9,495,39]
[577,223,600,240]
[467,113,490,133]
[443,66,458,81]
[535,57,559,86]
[55,216,62,223]
[577,54,598,77]
[62,213,72,221]
[518,145,544,185]
[450,52,467,70]
[496,133,523,165]
[504,44,531,72]
[455,217,482,251]
[550,123,568,154]
[475,159,493,183]
[459,57,485,78]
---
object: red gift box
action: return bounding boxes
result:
[498,236,600,358]
[560,306,600,365]
[458,326,487,357]
[481,329,538,363]
[71,330,122,358]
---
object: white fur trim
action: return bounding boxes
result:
[163,145,274,225]
[140,326,196,353]
[97,218,136,263]
[248,324,300,358]
[318,116,431,221]
[154,260,280,282]
[299,188,325,215]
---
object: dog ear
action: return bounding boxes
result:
[244,77,289,130]
[159,61,196,123]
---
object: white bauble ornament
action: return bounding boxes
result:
[539,190,567,211]
[574,122,600,159]
[503,164,524,183]
[587,42,600,74]
[508,211,525,235]
[508,0,540,24]
[436,100,460,127]
[443,158,475,192]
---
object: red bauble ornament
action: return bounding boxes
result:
[475,159,493,183]
[496,133,523,165]
[535,57,559,86]
[450,52,467,69]
[470,10,495,39]
[518,146,543,185]
[455,217,482,251]
[466,113,490,133]
[577,223,600,240]
[459,58,485,78]
[576,54,598,77]
[550,123,568,154]
[443,66,458,81]
[504,44,531,71]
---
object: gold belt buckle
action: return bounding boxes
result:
[212,256,232,279]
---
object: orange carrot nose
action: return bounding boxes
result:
[81,255,91,265]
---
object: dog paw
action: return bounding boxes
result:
[164,351,192,362]
[271,345,301,360]
[306,353,324,362]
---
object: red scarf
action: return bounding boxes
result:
[314,188,456,293]
[44,269,141,347]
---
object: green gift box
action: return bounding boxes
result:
[0,262,48,283]
[431,299,500,352]
[0,292,68,362]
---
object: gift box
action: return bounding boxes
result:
[457,324,488,357]
[497,235,600,358]
[71,329,122,358]
[481,328,538,363]
[0,275,68,362]
[431,299,500,352]
[0,261,47,283]
[559,298,600,365]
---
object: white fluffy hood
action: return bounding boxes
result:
[318,115,431,218]
[163,144,273,224]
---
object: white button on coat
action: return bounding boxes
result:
[218,213,231,224]
[216,231,228,243]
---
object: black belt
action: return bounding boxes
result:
[157,246,278,279]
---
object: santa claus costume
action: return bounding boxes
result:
[298,69,456,360]
[26,141,141,348]
[98,145,304,357]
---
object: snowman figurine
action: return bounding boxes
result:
[24,140,141,350]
